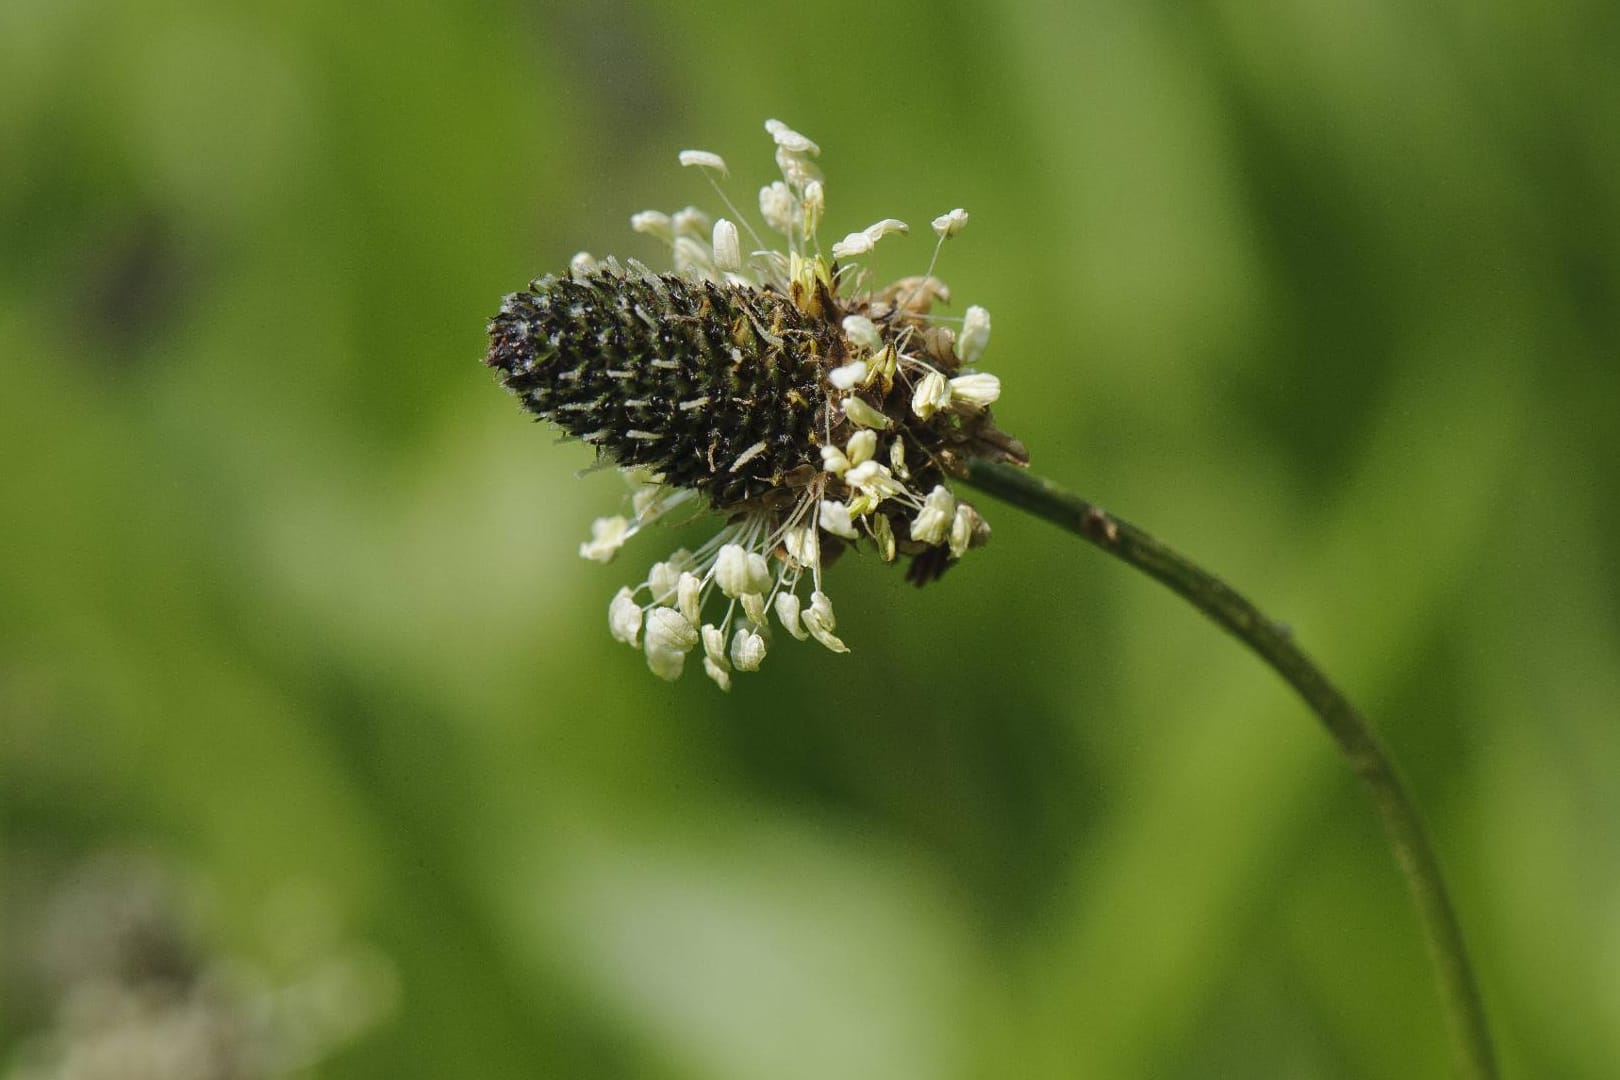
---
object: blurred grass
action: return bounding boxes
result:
[3,0,1619,1076]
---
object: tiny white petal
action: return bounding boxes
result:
[740,591,768,627]
[843,396,891,430]
[608,587,643,646]
[818,500,859,540]
[931,208,970,239]
[676,570,704,626]
[845,429,878,466]
[957,305,992,365]
[677,149,729,175]
[831,232,874,259]
[580,516,632,563]
[841,315,883,353]
[949,372,1001,408]
[828,360,868,391]
[731,626,767,671]
[711,219,742,272]
[820,444,852,475]
[774,591,809,640]
[630,211,673,241]
[802,591,849,654]
[672,206,711,238]
[910,370,952,419]
[910,485,956,546]
[570,251,599,275]
[765,118,820,156]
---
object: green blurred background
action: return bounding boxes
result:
[3,0,1617,1076]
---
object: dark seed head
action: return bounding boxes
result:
[485,260,845,507]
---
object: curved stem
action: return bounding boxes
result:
[962,458,1498,1080]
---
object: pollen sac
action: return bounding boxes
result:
[486,261,840,506]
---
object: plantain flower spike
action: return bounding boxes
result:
[484,120,1027,688]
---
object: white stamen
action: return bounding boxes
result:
[608,587,643,646]
[775,146,823,189]
[630,211,673,241]
[730,440,769,472]
[818,500,859,540]
[648,551,691,602]
[871,512,897,562]
[802,180,825,235]
[580,516,632,563]
[783,523,819,567]
[672,235,714,275]
[949,502,984,558]
[889,437,909,479]
[845,429,878,466]
[829,361,868,391]
[671,206,711,238]
[843,396,891,430]
[841,315,883,353]
[759,181,797,234]
[949,372,1001,408]
[714,543,771,599]
[845,460,905,499]
[802,591,849,653]
[644,607,698,681]
[731,626,767,671]
[774,591,809,640]
[831,231,874,259]
[910,485,956,546]
[676,571,703,626]
[764,119,820,156]
[678,149,729,176]
[931,208,970,238]
[911,370,952,419]
[712,218,742,271]
[703,656,732,691]
[702,623,729,666]
[957,305,991,365]
[863,218,909,241]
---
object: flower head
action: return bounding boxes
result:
[485,120,1026,687]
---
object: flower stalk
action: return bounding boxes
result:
[962,457,1498,1080]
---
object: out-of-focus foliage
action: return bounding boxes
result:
[3,0,1617,1076]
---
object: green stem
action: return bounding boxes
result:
[962,458,1498,1080]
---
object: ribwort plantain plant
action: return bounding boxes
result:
[483,119,1498,1079]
